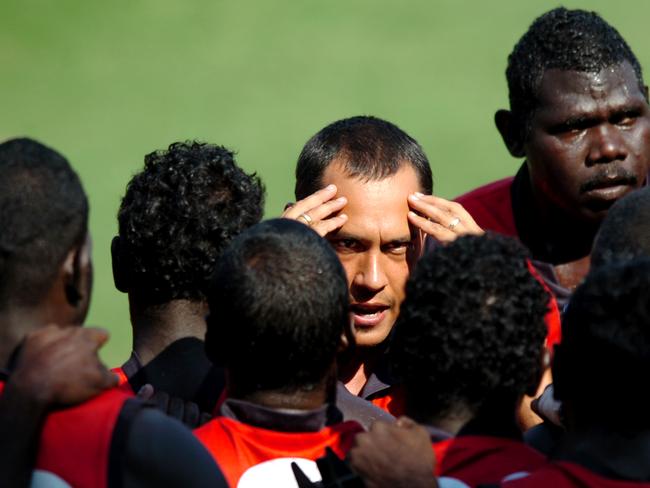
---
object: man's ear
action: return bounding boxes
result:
[62,233,93,314]
[111,236,130,293]
[644,85,649,101]
[495,109,526,158]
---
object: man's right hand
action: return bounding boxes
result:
[136,384,212,428]
[8,325,118,407]
[282,184,348,237]
[349,417,437,488]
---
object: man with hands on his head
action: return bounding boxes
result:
[283,116,482,414]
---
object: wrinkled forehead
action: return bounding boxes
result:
[535,62,646,112]
[322,162,421,241]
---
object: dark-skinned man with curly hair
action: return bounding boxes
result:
[504,260,650,487]
[457,8,650,307]
[111,141,389,429]
[0,138,227,487]
[452,6,650,432]
[110,142,264,418]
[350,234,550,487]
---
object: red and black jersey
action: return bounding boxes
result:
[456,176,517,237]
[369,384,406,417]
[0,380,141,488]
[194,416,363,487]
[502,461,650,488]
[433,435,546,486]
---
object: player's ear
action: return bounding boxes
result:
[495,109,525,158]
[62,233,93,317]
[111,235,130,293]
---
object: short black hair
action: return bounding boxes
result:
[205,219,349,393]
[116,141,264,304]
[390,234,548,424]
[0,138,88,308]
[507,7,644,139]
[295,115,433,199]
[555,259,650,431]
[591,187,650,268]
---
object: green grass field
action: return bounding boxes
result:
[2,0,650,365]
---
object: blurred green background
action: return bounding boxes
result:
[2,0,649,365]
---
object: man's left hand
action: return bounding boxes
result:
[407,193,483,243]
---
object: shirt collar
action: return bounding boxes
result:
[220,397,343,433]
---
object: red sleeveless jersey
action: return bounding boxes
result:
[0,380,137,488]
[502,461,650,487]
[434,435,546,486]
[456,176,517,237]
[194,416,363,487]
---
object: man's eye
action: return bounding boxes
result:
[333,239,360,252]
[386,243,411,255]
[613,112,639,127]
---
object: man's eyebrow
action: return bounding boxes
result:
[329,231,363,241]
[385,236,413,245]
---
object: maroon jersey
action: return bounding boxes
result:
[502,461,650,487]
[456,176,517,237]
[434,435,546,486]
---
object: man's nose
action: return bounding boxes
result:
[586,124,627,165]
[352,253,388,293]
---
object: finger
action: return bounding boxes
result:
[106,372,120,388]
[137,384,155,400]
[168,396,185,420]
[408,211,457,243]
[183,401,200,428]
[199,411,213,426]
[282,185,337,219]
[79,327,111,349]
[369,420,390,433]
[312,214,348,237]
[93,362,120,389]
[303,197,347,223]
[409,194,484,235]
[414,193,465,214]
[408,195,459,227]
[395,416,417,428]
[151,391,170,412]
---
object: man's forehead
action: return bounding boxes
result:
[322,162,419,241]
[535,62,645,112]
[322,160,422,194]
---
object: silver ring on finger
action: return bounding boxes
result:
[448,217,461,230]
[298,213,313,226]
